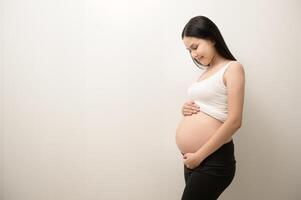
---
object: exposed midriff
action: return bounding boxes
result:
[175,111,232,154]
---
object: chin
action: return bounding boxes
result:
[198,58,209,66]
[202,60,210,67]
[196,58,206,66]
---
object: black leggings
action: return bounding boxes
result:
[181,140,236,200]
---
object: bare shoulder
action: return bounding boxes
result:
[224,61,245,86]
[229,60,244,69]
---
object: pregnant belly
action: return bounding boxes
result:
[175,111,232,154]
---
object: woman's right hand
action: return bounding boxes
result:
[182,100,200,116]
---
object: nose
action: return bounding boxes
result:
[191,52,198,58]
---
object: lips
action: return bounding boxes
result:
[196,56,204,62]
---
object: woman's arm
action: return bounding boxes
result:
[195,62,245,160]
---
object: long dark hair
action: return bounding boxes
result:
[181,16,236,69]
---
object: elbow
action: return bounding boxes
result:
[227,117,242,129]
[235,119,242,129]
[236,121,242,129]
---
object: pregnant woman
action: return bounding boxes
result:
[175,16,245,199]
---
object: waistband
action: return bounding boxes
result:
[202,140,236,167]
[183,140,236,168]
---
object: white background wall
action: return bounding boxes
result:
[1,0,3,198]
[1,0,301,199]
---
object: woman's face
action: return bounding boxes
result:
[183,36,216,66]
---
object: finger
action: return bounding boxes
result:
[183,108,194,112]
[183,112,192,116]
[190,105,200,110]
[189,107,200,112]
[183,111,193,115]
[183,108,198,114]
[185,105,200,111]
[183,108,193,113]
[187,99,194,103]
[183,107,197,112]
[188,102,195,106]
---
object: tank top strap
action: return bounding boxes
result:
[218,61,235,76]
[223,61,234,70]
[216,61,235,85]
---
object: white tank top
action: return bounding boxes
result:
[187,61,235,123]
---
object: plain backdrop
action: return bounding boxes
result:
[1,0,301,199]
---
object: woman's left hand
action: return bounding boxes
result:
[183,152,203,169]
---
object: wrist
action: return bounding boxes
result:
[195,151,205,161]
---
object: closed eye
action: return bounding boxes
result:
[187,46,198,51]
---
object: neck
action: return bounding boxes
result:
[208,54,227,69]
